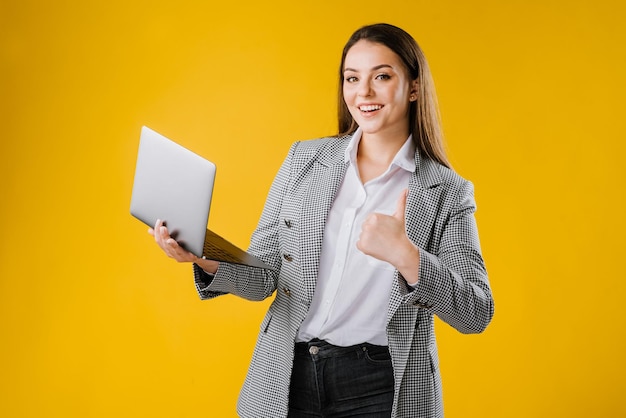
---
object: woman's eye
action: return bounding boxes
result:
[345,76,358,83]
[376,73,391,80]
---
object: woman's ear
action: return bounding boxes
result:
[409,79,419,102]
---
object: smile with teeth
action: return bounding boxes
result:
[359,104,383,112]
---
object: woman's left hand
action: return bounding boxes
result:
[357,189,420,285]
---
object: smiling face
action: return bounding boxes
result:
[342,40,418,143]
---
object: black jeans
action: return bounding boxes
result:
[288,339,394,417]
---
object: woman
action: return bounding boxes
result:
[151,23,494,418]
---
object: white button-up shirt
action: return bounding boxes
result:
[296,128,415,346]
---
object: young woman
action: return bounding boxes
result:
[151,23,494,418]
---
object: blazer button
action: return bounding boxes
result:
[415,299,433,309]
[282,287,292,297]
[283,253,293,262]
[284,219,292,228]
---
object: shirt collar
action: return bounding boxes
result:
[344,127,416,172]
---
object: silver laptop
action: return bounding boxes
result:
[130,126,275,270]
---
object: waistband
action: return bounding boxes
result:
[294,338,388,359]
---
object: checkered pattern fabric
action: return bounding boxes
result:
[193,134,494,417]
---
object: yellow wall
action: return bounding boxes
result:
[1,0,625,416]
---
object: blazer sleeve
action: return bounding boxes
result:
[192,142,299,301]
[406,179,494,334]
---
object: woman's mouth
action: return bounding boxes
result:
[359,104,384,113]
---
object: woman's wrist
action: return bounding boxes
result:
[393,241,420,286]
[195,257,219,274]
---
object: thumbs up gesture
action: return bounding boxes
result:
[356,189,420,285]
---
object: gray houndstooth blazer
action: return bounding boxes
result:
[193,134,494,417]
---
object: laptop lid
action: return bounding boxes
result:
[130,126,274,270]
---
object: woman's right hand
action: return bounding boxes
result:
[148,219,219,274]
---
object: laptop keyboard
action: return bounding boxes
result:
[202,240,243,264]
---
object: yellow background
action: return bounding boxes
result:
[1,0,625,416]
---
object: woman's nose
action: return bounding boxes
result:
[357,79,373,97]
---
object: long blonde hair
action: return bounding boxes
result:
[337,23,450,168]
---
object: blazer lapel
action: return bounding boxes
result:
[404,156,444,249]
[387,154,444,325]
[299,138,350,303]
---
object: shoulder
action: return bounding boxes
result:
[418,156,471,190]
[291,134,351,154]
[416,157,476,210]
[287,134,351,167]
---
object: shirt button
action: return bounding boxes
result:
[309,346,319,355]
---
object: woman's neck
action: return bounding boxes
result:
[356,131,408,183]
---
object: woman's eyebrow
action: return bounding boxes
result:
[344,64,394,73]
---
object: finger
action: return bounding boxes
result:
[152,219,163,241]
[355,237,364,253]
[361,212,378,230]
[165,237,179,257]
[393,189,408,221]
[166,238,196,262]
[162,237,180,258]
[154,219,171,248]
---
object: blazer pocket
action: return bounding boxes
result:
[428,344,439,374]
[260,311,273,334]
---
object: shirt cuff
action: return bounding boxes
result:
[193,263,215,288]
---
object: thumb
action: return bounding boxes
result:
[393,189,408,221]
